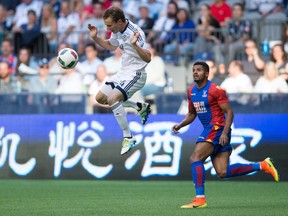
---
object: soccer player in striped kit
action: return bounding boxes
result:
[172,61,279,208]
[88,7,151,155]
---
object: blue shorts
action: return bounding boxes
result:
[196,124,232,160]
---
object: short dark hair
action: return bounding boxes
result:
[103,7,125,23]
[193,61,210,73]
[85,43,97,51]
[27,9,36,16]
[233,3,244,11]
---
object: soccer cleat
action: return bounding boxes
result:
[180,197,208,209]
[138,103,151,125]
[120,137,136,155]
[260,157,280,182]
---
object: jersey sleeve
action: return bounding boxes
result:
[187,85,194,110]
[211,84,229,105]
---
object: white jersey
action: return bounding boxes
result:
[109,20,148,75]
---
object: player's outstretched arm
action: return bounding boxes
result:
[88,24,117,51]
[131,32,151,63]
[172,108,197,134]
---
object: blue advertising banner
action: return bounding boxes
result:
[0,114,287,180]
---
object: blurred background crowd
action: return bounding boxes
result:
[0,0,288,114]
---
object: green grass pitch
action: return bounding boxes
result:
[0,180,287,216]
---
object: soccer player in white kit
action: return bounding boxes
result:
[88,7,151,155]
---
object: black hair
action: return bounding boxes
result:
[193,61,210,73]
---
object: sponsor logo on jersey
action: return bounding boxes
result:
[193,101,207,113]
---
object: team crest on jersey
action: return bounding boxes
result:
[122,33,129,41]
[202,90,207,97]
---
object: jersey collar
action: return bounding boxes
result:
[120,19,129,34]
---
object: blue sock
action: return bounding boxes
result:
[225,163,261,178]
[191,161,205,196]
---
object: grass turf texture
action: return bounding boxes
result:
[0,180,287,216]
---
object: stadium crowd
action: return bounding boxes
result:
[0,0,288,113]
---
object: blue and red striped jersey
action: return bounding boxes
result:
[187,80,229,127]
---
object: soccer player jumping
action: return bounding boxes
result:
[88,7,151,155]
[172,61,279,208]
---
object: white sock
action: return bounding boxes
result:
[110,102,132,137]
[122,100,142,111]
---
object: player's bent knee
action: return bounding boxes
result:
[216,170,227,178]
[95,94,107,105]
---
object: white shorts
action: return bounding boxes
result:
[100,68,147,101]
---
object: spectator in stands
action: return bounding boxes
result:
[51,0,61,18]
[16,47,38,91]
[12,9,41,51]
[225,3,252,63]
[143,0,163,20]
[103,47,122,76]
[77,43,103,89]
[0,3,14,32]
[56,67,84,94]
[245,0,286,41]
[140,43,166,98]
[71,0,84,16]
[0,39,17,74]
[159,0,190,17]
[28,58,57,93]
[57,0,81,51]
[269,43,287,74]
[220,60,254,93]
[13,0,42,28]
[163,8,196,61]
[241,39,266,85]
[0,0,18,14]
[79,1,106,54]
[254,62,288,93]
[111,0,123,8]
[210,0,232,28]
[0,61,21,93]
[123,0,140,23]
[283,62,288,83]
[194,4,224,66]
[206,59,223,85]
[40,3,58,54]
[172,0,190,11]
[88,65,112,113]
[146,1,178,51]
[98,0,112,10]
[246,0,284,17]
[48,42,69,81]
[283,23,288,53]
[137,4,155,37]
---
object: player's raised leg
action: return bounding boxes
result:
[122,100,151,124]
[213,153,279,181]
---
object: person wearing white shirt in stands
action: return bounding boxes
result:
[140,43,166,98]
[77,43,103,87]
[103,47,122,76]
[254,62,288,93]
[13,0,42,28]
[57,0,80,50]
[220,60,254,93]
[56,67,83,94]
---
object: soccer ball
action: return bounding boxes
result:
[57,48,78,69]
